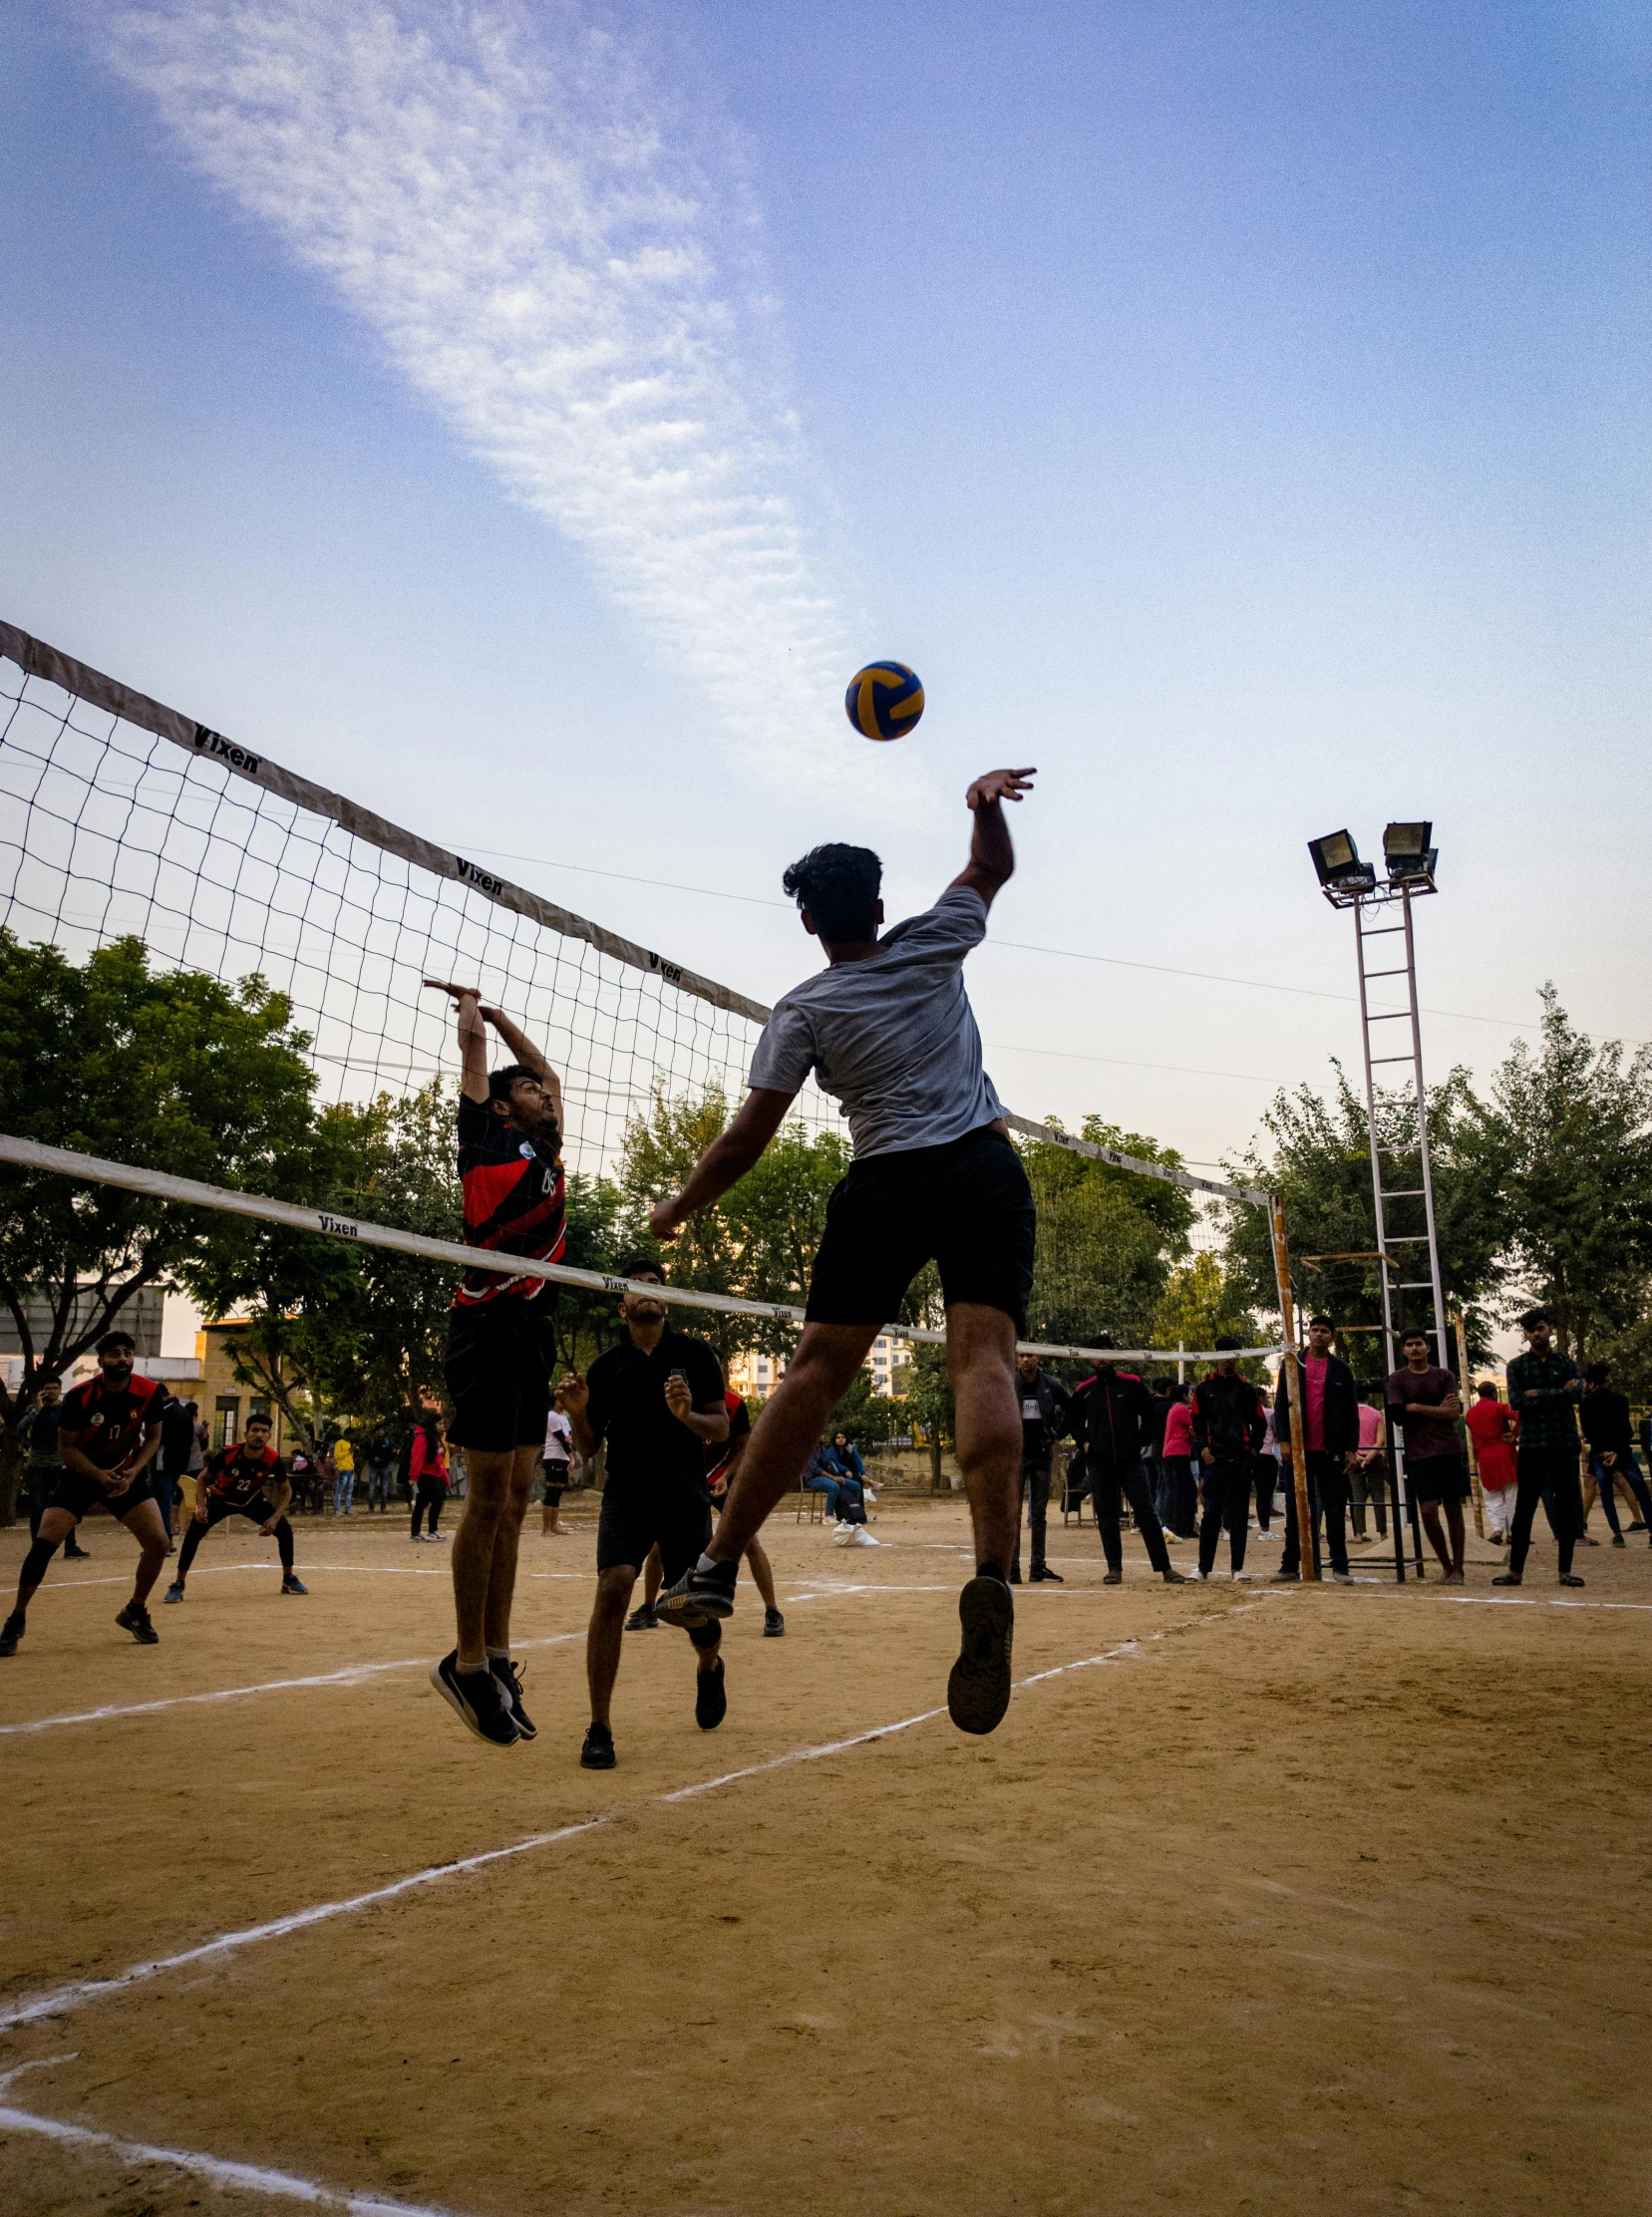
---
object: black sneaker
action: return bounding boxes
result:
[1491,1572,1522,1587]
[64,1543,91,1560]
[1558,1573,1586,1588]
[1271,1570,1300,1584]
[1612,1535,1626,1549]
[116,1601,159,1646]
[1031,1565,1064,1583]
[695,1657,728,1732]
[1162,1566,1187,1585]
[763,1607,786,1637]
[1102,1570,1123,1586]
[281,1575,309,1595]
[491,1656,536,1740]
[163,1581,185,1604]
[623,1603,658,1632]
[1008,1565,1022,1585]
[0,1613,22,1657]
[656,1558,737,1631]
[580,1720,617,1769]
[430,1651,519,1746]
[947,1573,1013,1737]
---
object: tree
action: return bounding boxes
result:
[1153,1253,1262,1374]
[0,933,321,1522]
[1019,1117,1195,1349]
[1489,987,1652,1358]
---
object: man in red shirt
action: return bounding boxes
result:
[0,1331,169,1654]
[424,981,567,1749]
[164,1412,307,1601]
[1465,1383,1518,1546]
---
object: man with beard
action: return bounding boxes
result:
[1011,1350,1074,1584]
[1191,1338,1268,1581]
[424,982,568,1748]
[1073,1340,1184,1588]
[1,1332,168,1654]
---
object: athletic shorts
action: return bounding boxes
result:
[805,1125,1037,1334]
[48,1466,155,1522]
[596,1486,713,1581]
[1406,1452,1471,1504]
[204,1492,280,1525]
[444,1294,556,1452]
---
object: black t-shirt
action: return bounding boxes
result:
[707,1392,750,1490]
[453,1093,566,1309]
[206,1442,289,1505]
[1581,1387,1632,1456]
[60,1372,166,1470]
[584,1328,726,1503]
[1385,1366,1460,1462]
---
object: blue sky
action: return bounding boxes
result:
[3,0,1647,1175]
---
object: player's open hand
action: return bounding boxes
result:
[558,1372,589,1419]
[648,1198,684,1243]
[966,768,1036,810]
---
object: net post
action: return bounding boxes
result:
[1453,1309,1485,1538]
[1267,1192,1316,1581]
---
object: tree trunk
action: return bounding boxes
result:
[928,1433,944,1494]
[0,1427,24,1529]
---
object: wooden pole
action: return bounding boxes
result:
[1453,1310,1485,1538]
[1268,1194,1317,1580]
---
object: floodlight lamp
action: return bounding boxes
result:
[1383,821,1437,881]
[1308,830,1375,892]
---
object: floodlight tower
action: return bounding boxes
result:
[1306,824,1448,1382]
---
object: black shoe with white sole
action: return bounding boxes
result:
[655,1558,737,1631]
[763,1607,786,1637]
[947,1572,1013,1737]
[116,1600,159,1646]
[623,1603,658,1632]
[580,1721,617,1769]
[491,1656,536,1740]
[695,1657,728,1731]
[430,1651,519,1746]
[1031,1565,1064,1582]
[0,1612,22,1657]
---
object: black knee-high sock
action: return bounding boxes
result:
[274,1517,295,1573]
[174,1517,207,1582]
[18,1534,62,1599]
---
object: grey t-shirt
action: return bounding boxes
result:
[748,885,1006,1159]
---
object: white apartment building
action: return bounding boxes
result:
[728,1334,911,1403]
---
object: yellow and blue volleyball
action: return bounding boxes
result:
[844,661,924,743]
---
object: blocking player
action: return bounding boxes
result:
[648,769,1039,1737]
[626,1386,787,1637]
[424,981,568,1748]
[561,1259,732,1770]
[164,1412,308,1602]
[0,1331,168,1655]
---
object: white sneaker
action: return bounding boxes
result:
[850,1527,879,1547]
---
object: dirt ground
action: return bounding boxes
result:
[1,1492,1649,2216]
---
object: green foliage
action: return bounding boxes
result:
[1152,1253,1263,1376]
[0,932,321,1511]
[1019,1118,1193,1348]
[822,1368,907,1450]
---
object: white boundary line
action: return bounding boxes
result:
[0,1634,579,1738]
[1,1607,1287,2035]
[0,2061,470,2217]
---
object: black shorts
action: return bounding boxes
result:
[205,1491,280,1526]
[48,1467,156,1522]
[444,1294,556,1451]
[805,1126,1037,1334]
[1407,1452,1471,1504]
[596,1485,713,1581]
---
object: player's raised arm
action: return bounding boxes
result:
[649,1087,798,1242]
[425,981,491,1103]
[950,768,1036,911]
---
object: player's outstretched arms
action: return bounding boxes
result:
[951,768,1036,910]
[650,1088,798,1242]
[424,981,490,1102]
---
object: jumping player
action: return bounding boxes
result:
[561,1259,731,1769]
[648,768,1039,1737]
[164,1413,307,1602]
[626,1387,787,1636]
[423,982,568,1748]
[0,1331,168,1654]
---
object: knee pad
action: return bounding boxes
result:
[687,1618,722,1653]
[21,1536,62,1587]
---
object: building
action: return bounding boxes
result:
[0,1284,164,1358]
[727,1334,911,1404]
[195,1320,303,1452]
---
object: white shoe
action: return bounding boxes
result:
[850,1527,879,1547]
[1232,1570,1250,1581]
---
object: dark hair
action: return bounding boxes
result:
[1213,1334,1242,1352]
[96,1330,136,1355]
[1089,1334,1117,1351]
[1168,1382,1189,1403]
[617,1254,664,1285]
[488,1063,537,1108]
[1517,1308,1549,1330]
[245,1411,273,1428]
[782,843,881,943]
[1477,1381,1497,1398]
[1309,1314,1334,1330]
[1584,1362,1610,1385]
[1400,1327,1430,1345]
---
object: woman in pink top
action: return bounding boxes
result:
[1348,1397,1389,1542]
[1159,1386,1198,1538]
[410,1416,450,1544]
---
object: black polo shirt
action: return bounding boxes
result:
[584,1326,726,1505]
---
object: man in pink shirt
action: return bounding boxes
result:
[1272,1315,1360,1581]
[1348,1395,1389,1541]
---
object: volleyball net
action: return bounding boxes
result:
[0,618,1283,1366]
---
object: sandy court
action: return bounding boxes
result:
[1,1493,1649,2216]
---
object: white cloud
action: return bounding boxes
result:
[94,0,894,792]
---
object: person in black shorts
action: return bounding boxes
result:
[647,768,1039,1737]
[1,1332,169,1655]
[561,1260,731,1768]
[423,981,568,1749]
[1386,1329,1469,1583]
[627,1388,787,1637]
[163,1413,308,1602]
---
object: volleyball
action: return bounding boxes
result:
[844,661,924,743]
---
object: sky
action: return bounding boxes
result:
[3,0,1649,1208]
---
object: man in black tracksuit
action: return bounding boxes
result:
[1073,1340,1184,1587]
[1192,1336,1268,1578]
[1011,1353,1074,1584]
[1271,1315,1360,1581]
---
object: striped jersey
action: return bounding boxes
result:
[59,1371,166,1469]
[453,1093,566,1307]
[206,1441,287,1504]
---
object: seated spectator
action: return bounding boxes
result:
[803,1441,843,1518]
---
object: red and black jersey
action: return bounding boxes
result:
[706,1390,751,1490]
[453,1092,567,1307]
[59,1371,165,1470]
[206,1441,288,1505]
